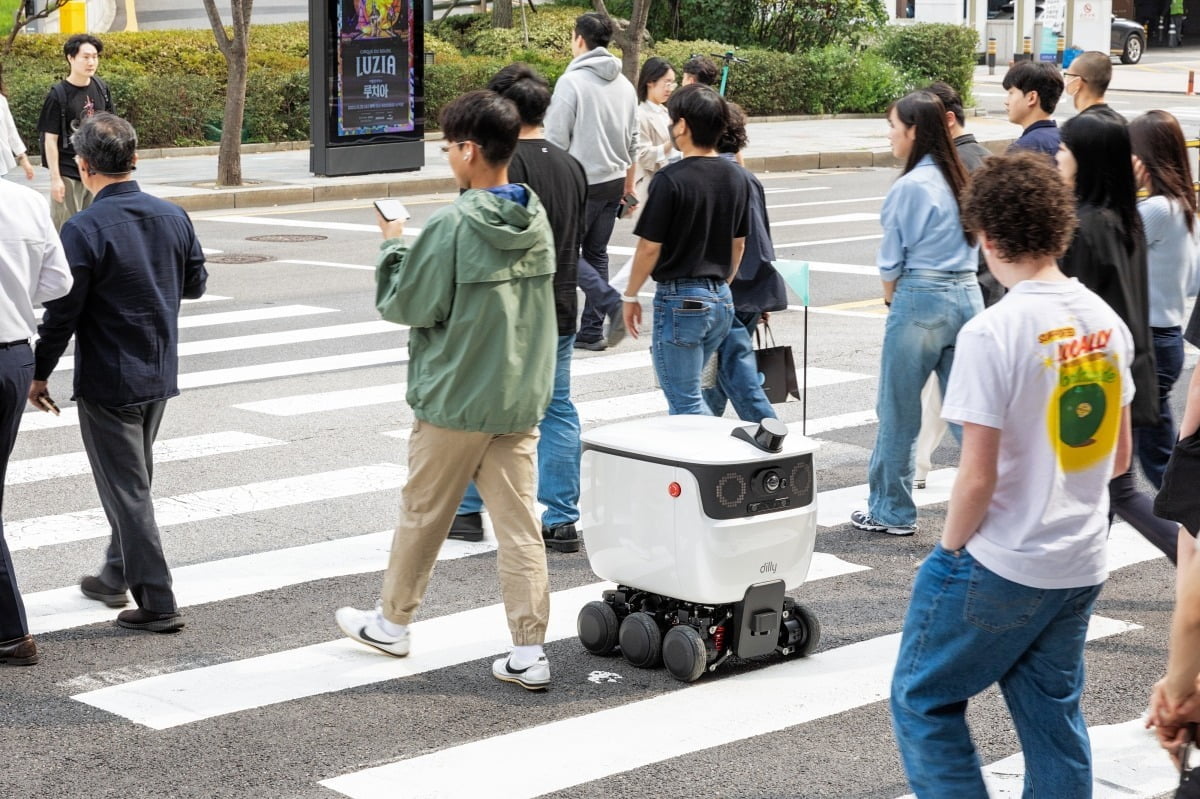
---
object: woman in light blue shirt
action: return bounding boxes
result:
[1129,110,1198,488]
[851,91,982,537]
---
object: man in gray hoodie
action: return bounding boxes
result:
[544,12,638,351]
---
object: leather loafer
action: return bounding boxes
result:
[80,575,129,607]
[0,634,38,666]
[116,608,184,633]
[448,512,484,542]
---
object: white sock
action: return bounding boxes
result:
[509,644,544,668]
[377,614,407,638]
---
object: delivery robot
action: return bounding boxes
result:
[576,416,821,683]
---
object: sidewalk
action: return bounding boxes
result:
[9,115,1023,212]
[974,54,1200,94]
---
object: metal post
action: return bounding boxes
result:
[1056,33,1065,64]
[1170,21,1180,47]
[987,36,997,74]
[1022,35,1032,60]
[1188,69,1195,95]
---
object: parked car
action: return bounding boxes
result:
[988,3,1147,63]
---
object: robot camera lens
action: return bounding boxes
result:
[762,470,782,493]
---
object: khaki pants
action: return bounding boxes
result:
[381,419,549,645]
[51,176,93,232]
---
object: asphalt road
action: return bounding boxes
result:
[1,168,1191,798]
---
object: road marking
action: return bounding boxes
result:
[319,615,1137,799]
[7,432,283,486]
[770,212,879,229]
[762,186,830,194]
[801,409,878,434]
[179,305,337,328]
[18,406,79,432]
[71,554,870,729]
[181,295,230,305]
[279,259,374,271]
[26,530,497,636]
[7,463,406,552]
[178,348,408,389]
[204,215,386,233]
[897,719,1176,799]
[767,196,885,211]
[777,234,884,248]
[806,261,878,276]
[817,468,956,527]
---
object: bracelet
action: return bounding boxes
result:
[621,295,640,304]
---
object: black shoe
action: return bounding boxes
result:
[448,512,484,542]
[573,338,606,352]
[0,634,38,666]
[116,608,184,633]
[543,522,581,553]
[80,575,129,607]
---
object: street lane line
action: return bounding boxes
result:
[319,616,1137,799]
[767,196,885,211]
[26,530,496,636]
[204,215,386,233]
[181,295,230,305]
[777,234,884,248]
[897,719,1176,798]
[801,409,878,434]
[806,260,878,276]
[279,259,374,271]
[770,212,879,228]
[178,348,408,389]
[817,468,956,527]
[70,554,870,729]
[179,305,337,328]
[7,463,406,552]
[18,406,79,432]
[7,432,283,486]
[761,187,830,194]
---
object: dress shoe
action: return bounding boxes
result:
[0,634,38,666]
[573,338,606,352]
[543,522,581,553]
[448,512,484,542]
[80,575,129,607]
[116,608,184,633]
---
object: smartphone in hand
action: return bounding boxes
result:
[374,199,410,222]
[616,193,638,219]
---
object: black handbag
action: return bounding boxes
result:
[1155,430,1200,535]
[1177,724,1200,798]
[754,321,800,404]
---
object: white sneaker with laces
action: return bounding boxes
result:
[335,604,410,657]
[492,654,550,690]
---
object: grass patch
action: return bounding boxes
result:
[0,0,21,37]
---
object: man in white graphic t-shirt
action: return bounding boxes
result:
[889,151,1134,798]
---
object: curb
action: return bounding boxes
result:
[160,138,1020,213]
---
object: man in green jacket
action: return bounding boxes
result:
[335,90,558,690]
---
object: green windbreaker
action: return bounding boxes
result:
[375,187,556,433]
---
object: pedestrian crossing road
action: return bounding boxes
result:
[2,169,1189,798]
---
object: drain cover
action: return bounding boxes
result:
[207,254,275,264]
[246,234,328,243]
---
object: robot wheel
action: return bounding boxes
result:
[577,600,620,656]
[619,611,663,668]
[662,625,707,682]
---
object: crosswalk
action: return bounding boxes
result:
[6,246,1182,797]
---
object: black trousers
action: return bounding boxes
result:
[0,344,34,640]
[77,398,177,613]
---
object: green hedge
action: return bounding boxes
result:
[1,18,977,149]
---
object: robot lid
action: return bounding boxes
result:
[581,415,818,467]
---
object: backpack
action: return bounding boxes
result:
[40,75,113,169]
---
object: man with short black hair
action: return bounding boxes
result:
[1064,51,1126,123]
[336,90,558,690]
[36,33,113,231]
[924,81,991,172]
[449,64,589,555]
[1002,61,1064,157]
[31,113,207,634]
[622,84,748,415]
[681,55,719,87]
[544,12,638,351]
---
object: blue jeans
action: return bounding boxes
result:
[1135,326,1183,489]
[577,179,624,343]
[703,311,777,422]
[891,546,1102,799]
[868,271,982,525]
[458,335,581,528]
[652,279,735,415]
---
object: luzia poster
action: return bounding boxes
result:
[337,0,414,136]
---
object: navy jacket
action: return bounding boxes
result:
[35,181,207,406]
[1008,119,1061,159]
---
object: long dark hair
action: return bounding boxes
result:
[636,57,673,104]
[1129,110,1197,234]
[890,91,970,242]
[1060,112,1145,253]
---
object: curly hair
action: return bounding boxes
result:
[962,151,1077,262]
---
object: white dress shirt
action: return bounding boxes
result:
[0,180,72,341]
[0,94,28,177]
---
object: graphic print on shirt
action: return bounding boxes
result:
[1041,325,1122,472]
[72,95,96,137]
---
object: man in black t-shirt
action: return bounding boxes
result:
[622,84,749,415]
[449,64,591,554]
[37,34,113,231]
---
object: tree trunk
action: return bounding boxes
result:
[202,0,253,187]
[492,0,513,28]
[592,0,652,84]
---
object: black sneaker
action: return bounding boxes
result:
[448,512,484,542]
[80,575,129,608]
[543,522,581,553]
[573,338,606,352]
[116,608,184,633]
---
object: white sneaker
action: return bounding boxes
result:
[492,654,550,690]
[335,605,410,657]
